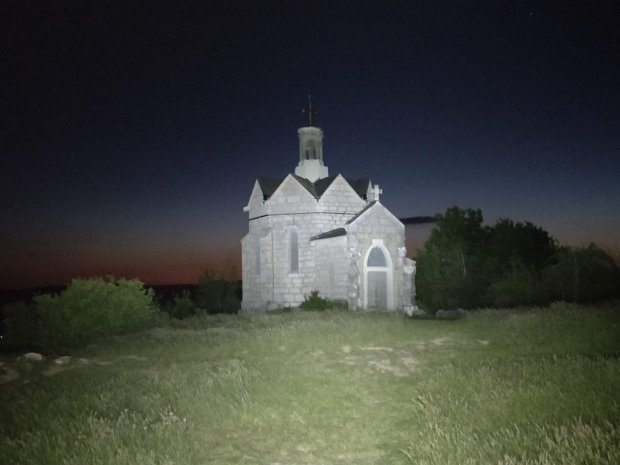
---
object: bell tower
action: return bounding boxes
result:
[295,96,329,182]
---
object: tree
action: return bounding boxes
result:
[195,269,241,314]
[486,219,558,307]
[543,244,620,303]
[416,207,617,310]
[487,219,557,276]
[416,207,491,310]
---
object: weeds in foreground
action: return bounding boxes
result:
[1,304,619,464]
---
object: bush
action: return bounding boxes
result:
[166,290,195,320]
[2,301,40,348]
[299,290,329,311]
[490,268,547,307]
[542,245,620,303]
[195,270,240,314]
[3,277,157,349]
[328,299,349,311]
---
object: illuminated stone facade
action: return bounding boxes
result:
[241,124,416,312]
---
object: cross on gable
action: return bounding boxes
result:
[372,184,383,202]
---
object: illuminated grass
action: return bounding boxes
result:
[1,304,619,464]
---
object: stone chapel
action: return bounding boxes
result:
[241,104,416,312]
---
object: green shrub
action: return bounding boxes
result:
[34,292,72,349]
[195,270,240,314]
[543,245,620,303]
[2,300,41,348]
[490,268,547,307]
[166,290,195,320]
[299,290,329,311]
[297,291,348,311]
[3,277,157,349]
[328,299,348,311]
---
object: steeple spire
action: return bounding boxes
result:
[302,95,317,126]
[295,95,328,182]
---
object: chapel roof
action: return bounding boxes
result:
[310,227,347,241]
[345,201,378,224]
[311,200,398,241]
[347,179,372,199]
[311,201,378,242]
[257,175,371,201]
[256,178,282,200]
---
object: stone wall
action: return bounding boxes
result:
[246,181,268,218]
[317,175,366,214]
[346,204,406,311]
[243,210,358,310]
[241,174,409,312]
[265,176,317,216]
[241,216,273,311]
[313,236,349,300]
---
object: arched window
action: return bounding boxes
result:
[254,235,261,274]
[328,262,335,298]
[304,140,316,160]
[290,228,299,272]
[367,247,387,267]
[363,241,393,310]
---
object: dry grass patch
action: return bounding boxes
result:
[1,305,619,464]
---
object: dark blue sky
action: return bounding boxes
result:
[2,1,619,289]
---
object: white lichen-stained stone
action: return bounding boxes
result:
[404,305,426,317]
[21,352,44,362]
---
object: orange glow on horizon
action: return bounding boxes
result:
[0,247,241,290]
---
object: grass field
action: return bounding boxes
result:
[1,302,619,464]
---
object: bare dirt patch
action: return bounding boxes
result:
[360,346,394,352]
[334,346,419,377]
[0,354,148,385]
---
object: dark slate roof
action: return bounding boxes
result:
[257,174,371,201]
[313,176,339,197]
[399,216,439,225]
[347,179,372,200]
[310,227,347,241]
[256,178,282,200]
[345,201,377,225]
[291,174,321,197]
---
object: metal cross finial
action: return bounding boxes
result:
[302,95,317,126]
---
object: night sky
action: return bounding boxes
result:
[2,1,619,289]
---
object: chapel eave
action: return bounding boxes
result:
[345,201,378,224]
[310,227,347,241]
[345,200,405,229]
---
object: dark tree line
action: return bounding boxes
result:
[416,207,620,310]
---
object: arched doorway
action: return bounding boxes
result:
[363,240,393,310]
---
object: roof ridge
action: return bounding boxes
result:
[345,201,377,224]
[258,174,371,201]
